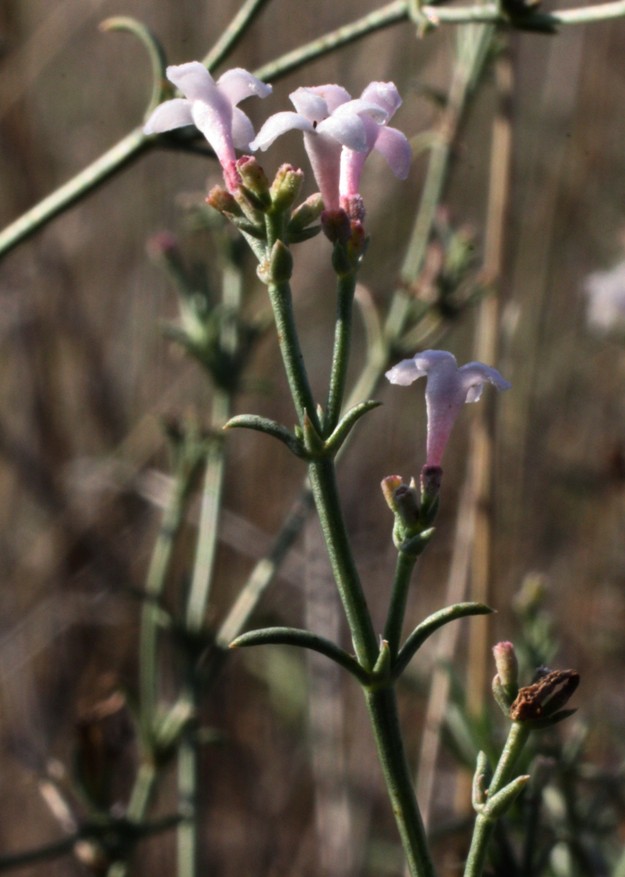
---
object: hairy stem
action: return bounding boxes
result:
[325,269,357,434]
[383,551,419,659]
[365,686,436,877]
[266,279,319,429]
[307,458,378,670]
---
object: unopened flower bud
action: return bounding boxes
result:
[380,475,405,512]
[493,641,519,691]
[492,641,519,712]
[206,185,241,216]
[237,155,271,210]
[380,475,420,526]
[270,163,304,213]
[394,481,421,528]
[288,193,324,233]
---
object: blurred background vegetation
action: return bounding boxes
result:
[1,0,625,875]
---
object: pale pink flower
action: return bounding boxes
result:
[339,81,411,219]
[385,350,511,467]
[143,62,272,192]
[250,82,409,212]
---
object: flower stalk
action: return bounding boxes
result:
[324,266,358,434]
[365,685,436,877]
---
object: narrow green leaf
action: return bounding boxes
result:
[472,751,491,810]
[324,400,382,455]
[483,774,530,819]
[230,626,370,684]
[393,602,493,678]
[224,414,308,458]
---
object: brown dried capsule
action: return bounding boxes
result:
[510,669,579,722]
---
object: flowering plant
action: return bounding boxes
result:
[7,2,625,875]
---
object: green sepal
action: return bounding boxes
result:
[287,193,324,233]
[324,400,381,456]
[331,240,354,278]
[287,225,322,244]
[419,493,439,528]
[269,165,304,213]
[229,626,370,685]
[224,214,266,240]
[393,602,493,679]
[483,774,530,819]
[472,751,491,811]
[224,414,307,458]
[237,183,271,213]
[398,526,435,559]
[492,674,514,716]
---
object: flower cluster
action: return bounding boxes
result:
[250,81,411,219]
[143,63,411,218]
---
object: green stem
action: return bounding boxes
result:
[126,761,158,823]
[254,1,408,82]
[325,270,357,434]
[105,763,158,877]
[176,690,199,877]
[463,722,530,877]
[185,393,229,634]
[365,685,436,877]
[139,439,201,741]
[3,0,622,262]
[266,279,319,429]
[0,128,149,260]
[139,463,193,732]
[203,0,272,70]
[383,551,418,659]
[307,458,378,670]
[0,5,408,261]
[416,0,625,24]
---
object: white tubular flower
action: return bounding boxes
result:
[250,83,388,212]
[385,350,511,467]
[143,62,272,192]
[339,81,411,219]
